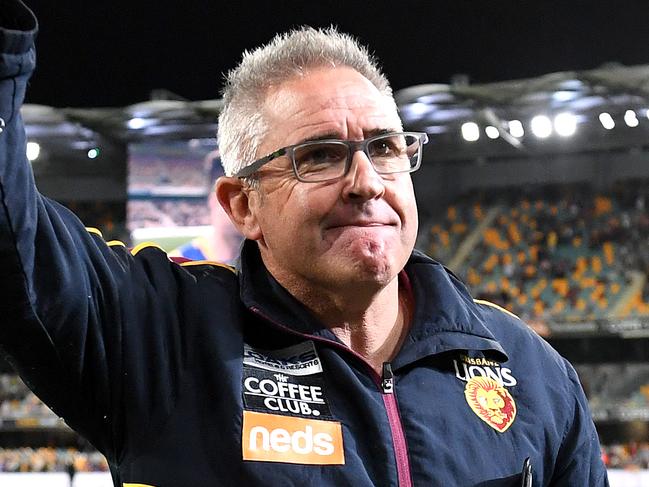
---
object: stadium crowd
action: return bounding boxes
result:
[0,375,60,423]
[602,442,649,470]
[0,447,107,473]
[129,155,210,192]
[127,199,210,229]
[428,180,649,322]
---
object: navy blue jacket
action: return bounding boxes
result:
[0,3,608,486]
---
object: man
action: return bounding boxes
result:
[0,2,608,486]
[170,150,243,264]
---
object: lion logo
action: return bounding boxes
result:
[464,376,516,433]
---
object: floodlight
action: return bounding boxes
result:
[128,118,147,130]
[485,126,500,139]
[624,110,639,127]
[26,142,40,161]
[461,122,480,142]
[87,148,100,159]
[599,113,615,130]
[554,113,577,137]
[531,115,552,138]
[508,120,524,138]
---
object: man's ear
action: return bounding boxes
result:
[215,176,262,240]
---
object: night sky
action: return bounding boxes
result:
[21,0,649,108]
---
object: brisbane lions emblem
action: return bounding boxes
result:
[464,376,516,433]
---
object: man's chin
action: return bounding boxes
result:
[331,250,396,288]
[320,233,408,286]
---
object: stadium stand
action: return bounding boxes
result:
[128,142,212,194]
[602,442,649,470]
[127,198,210,229]
[426,181,649,323]
[576,364,649,421]
[0,374,67,427]
[0,448,107,473]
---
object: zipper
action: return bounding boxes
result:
[381,362,394,393]
[381,362,412,487]
[248,306,413,487]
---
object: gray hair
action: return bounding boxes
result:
[217,26,394,177]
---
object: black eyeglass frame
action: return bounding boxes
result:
[233,131,429,183]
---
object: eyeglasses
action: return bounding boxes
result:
[234,131,429,183]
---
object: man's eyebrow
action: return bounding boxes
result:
[296,132,342,145]
[296,128,395,145]
[366,128,393,137]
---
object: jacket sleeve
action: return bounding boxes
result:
[550,359,609,486]
[0,0,188,464]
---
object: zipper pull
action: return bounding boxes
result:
[381,362,394,394]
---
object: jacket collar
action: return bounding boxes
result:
[238,240,508,367]
[395,250,508,368]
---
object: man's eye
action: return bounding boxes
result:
[371,141,392,156]
[369,138,402,158]
[295,144,346,166]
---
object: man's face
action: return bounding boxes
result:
[248,66,418,293]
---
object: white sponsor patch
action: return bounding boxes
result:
[243,341,323,376]
[243,372,330,418]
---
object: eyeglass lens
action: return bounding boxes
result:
[294,134,421,182]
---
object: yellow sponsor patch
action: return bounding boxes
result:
[242,410,344,465]
[464,376,516,433]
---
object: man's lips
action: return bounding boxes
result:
[328,221,393,228]
[323,219,398,231]
[322,205,400,232]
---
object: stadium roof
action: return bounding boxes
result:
[397,63,649,161]
[22,62,649,163]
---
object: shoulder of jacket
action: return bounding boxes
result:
[473,298,573,381]
[178,259,237,274]
[473,299,521,321]
[85,229,237,276]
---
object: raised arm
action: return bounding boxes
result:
[0,1,188,463]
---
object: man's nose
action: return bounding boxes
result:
[341,150,386,203]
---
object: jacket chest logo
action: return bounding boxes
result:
[453,355,517,433]
[453,355,517,387]
[242,410,344,465]
[464,376,517,433]
[241,341,344,465]
[242,342,332,418]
